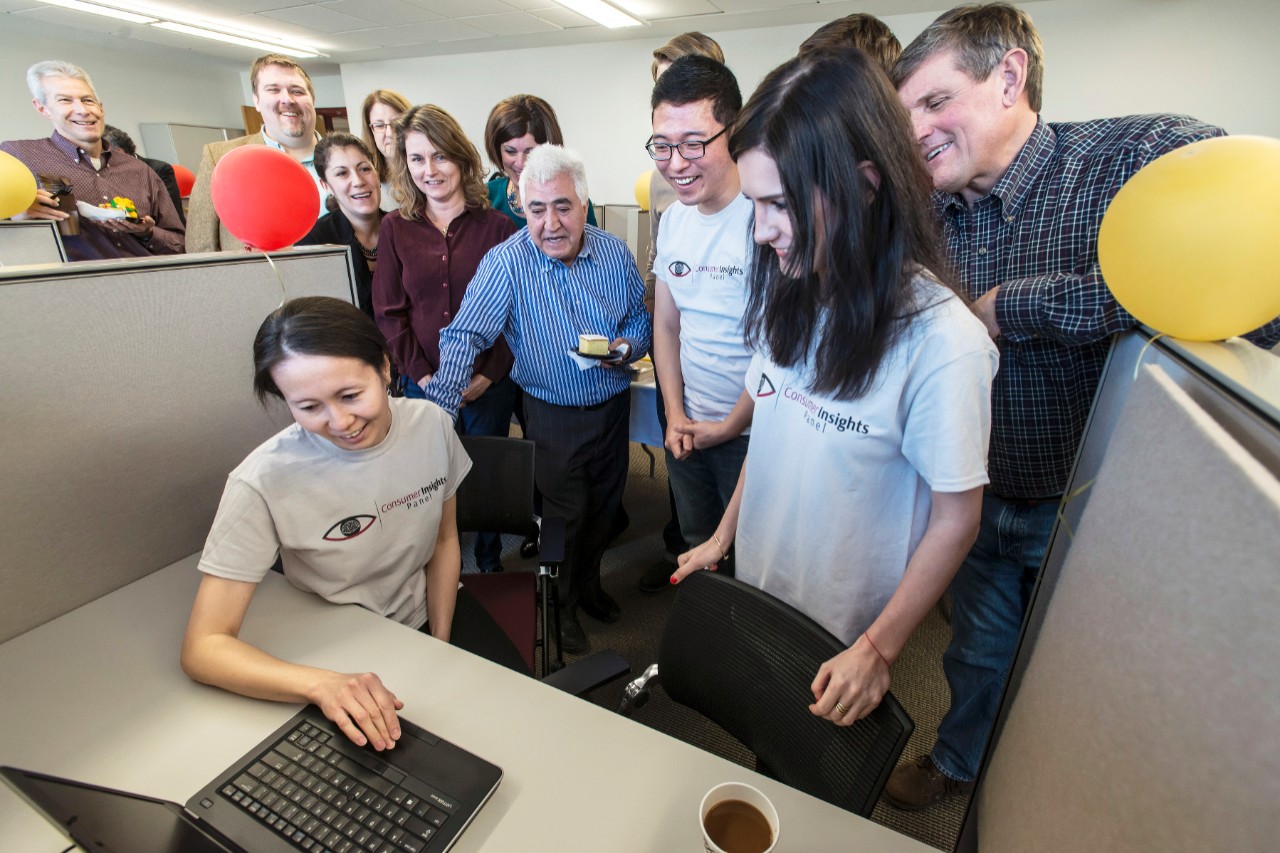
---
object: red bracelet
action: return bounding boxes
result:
[863,632,890,668]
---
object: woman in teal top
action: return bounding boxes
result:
[483,94,597,227]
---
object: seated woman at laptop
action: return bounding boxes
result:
[181,296,522,751]
[672,50,998,725]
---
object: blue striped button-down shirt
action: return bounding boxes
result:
[426,225,652,415]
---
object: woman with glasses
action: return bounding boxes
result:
[298,134,383,319]
[373,105,518,573]
[360,89,411,213]
[673,50,999,726]
[482,94,598,228]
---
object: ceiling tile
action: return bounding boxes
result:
[201,0,315,12]
[407,0,516,17]
[259,3,374,32]
[529,6,594,28]
[706,0,811,12]
[459,10,560,36]
[322,0,439,27]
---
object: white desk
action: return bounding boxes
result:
[0,556,933,852]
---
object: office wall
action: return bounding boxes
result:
[0,29,246,164]
[339,0,1280,206]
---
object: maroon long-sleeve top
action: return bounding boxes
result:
[373,206,518,385]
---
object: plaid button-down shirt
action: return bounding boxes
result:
[939,115,1280,498]
[1,131,185,261]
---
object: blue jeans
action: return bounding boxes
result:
[932,493,1058,781]
[457,376,520,572]
[666,435,749,551]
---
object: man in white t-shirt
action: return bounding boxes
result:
[639,55,754,593]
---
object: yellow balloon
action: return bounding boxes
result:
[634,170,653,211]
[1098,135,1280,341]
[0,150,39,220]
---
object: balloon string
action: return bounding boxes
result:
[261,251,286,308]
[1133,332,1168,380]
[1055,478,1096,541]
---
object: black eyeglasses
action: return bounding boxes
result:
[369,121,393,131]
[645,127,728,161]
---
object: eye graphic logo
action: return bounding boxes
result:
[756,373,776,397]
[667,260,691,278]
[323,514,377,541]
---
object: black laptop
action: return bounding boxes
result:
[1,704,501,853]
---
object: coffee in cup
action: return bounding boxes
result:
[700,782,779,853]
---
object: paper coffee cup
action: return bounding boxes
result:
[700,782,779,853]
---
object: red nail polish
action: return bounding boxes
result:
[669,575,677,584]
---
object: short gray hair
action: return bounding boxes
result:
[27,60,98,105]
[519,145,588,206]
[892,3,1044,113]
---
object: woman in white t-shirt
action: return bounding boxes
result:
[181,297,522,751]
[673,50,999,725]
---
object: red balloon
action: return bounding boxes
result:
[210,145,317,251]
[172,163,196,198]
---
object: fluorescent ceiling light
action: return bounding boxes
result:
[151,22,320,58]
[36,0,156,25]
[34,0,323,58]
[553,0,644,28]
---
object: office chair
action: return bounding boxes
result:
[619,571,914,817]
[455,435,629,693]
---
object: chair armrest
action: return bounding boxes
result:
[541,649,630,696]
[538,516,566,565]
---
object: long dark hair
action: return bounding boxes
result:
[253,297,391,403]
[729,49,952,399]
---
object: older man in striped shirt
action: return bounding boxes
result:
[427,145,652,655]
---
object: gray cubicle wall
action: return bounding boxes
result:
[0,220,67,266]
[960,332,1280,851]
[0,247,357,642]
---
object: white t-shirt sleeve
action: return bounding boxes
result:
[901,347,998,493]
[197,475,281,583]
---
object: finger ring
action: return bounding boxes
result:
[834,701,849,715]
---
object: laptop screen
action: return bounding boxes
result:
[1,767,233,853]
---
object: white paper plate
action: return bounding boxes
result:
[77,201,130,221]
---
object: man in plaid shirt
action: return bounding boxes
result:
[886,3,1280,811]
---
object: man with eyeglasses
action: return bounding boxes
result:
[637,55,754,593]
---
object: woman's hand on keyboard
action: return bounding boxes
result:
[314,671,405,751]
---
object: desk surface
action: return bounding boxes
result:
[0,557,932,852]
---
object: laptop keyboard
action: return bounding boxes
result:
[219,719,456,853]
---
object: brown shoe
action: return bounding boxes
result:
[883,755,974,811]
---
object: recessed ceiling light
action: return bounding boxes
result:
[34,0,324,58]
[151,22,320,58]
[552,0,644,29]
[36,0,157,25]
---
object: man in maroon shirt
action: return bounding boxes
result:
[2,60,185,261]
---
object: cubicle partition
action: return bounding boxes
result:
[0,220,67,266]
[960,331,1280,851]
[0,247,357,642]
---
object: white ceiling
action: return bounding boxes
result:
[0,0,953,74]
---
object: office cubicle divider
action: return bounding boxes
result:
[0,220,67,266]
[0,247,358,643]
[958,331,1280,851]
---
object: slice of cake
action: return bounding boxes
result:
[578,334,609,356]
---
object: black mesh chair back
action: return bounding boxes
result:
[658,571,914,817]
[455,435,539,540]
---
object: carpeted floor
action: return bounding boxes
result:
[461,443,969,851]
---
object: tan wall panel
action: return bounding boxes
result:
[0,248,356,642]
[979,365,1280,851]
